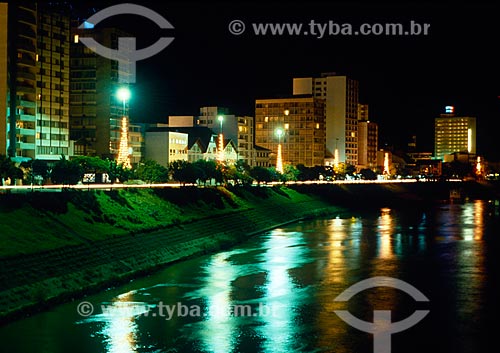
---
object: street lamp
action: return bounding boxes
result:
[116,87,132,169]
[276,128,284,173]
[117,87,131,111]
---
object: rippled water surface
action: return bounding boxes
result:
[1,200,499,353]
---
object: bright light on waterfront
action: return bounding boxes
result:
[116,87,132,169]
[276,128,284,174]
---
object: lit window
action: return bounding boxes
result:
[264,116,269,122]
[74,34,79,43]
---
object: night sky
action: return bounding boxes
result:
[73,1,500,160]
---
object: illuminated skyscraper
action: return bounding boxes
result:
[434,106,476,161]
[255,97,326,167]
[0,2,72,161]
[293,72,359,166]
[1,2,38,160]
[70,26,134,162]
[358,121,378,169]
[36,3,71,160]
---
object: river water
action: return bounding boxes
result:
[1,200,499,353]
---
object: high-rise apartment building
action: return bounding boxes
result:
[255,97,326,167]
[293,72,359,166]
[357,103,378,169]
[358,120,378,169]
[70,26,134,161]
[434,106,476,160]
[37,4,71,160]
[0,3,6,157]
[1,2,38,160]
[1,2,72,161]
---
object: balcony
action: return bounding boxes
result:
[17,70,36,81]
[17,40,36,53]
[17,142,36,150]
[17,11,36,26]
[18,56,36,67]
[18,100,36,108]
[17,25,36,39]
[16,128,36,136]
[20,114,36,122]
[16,84,36,94]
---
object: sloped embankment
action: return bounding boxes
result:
[0,186,342,323]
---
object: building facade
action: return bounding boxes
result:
[1,2,38,160]
[70,26,134,161]
[197,106,238,144]
[36,4,71,160]
[434,107,476,161]
[237,116,254,166]
[293,72,359,166]
[145,130,188,167]
[255,97,326,167]
[254,145,271,167]
[357,120,378,169]
[1,2,72,161]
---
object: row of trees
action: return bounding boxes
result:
[1,154,366,186]
[14,153,484,187]
[0,155,132,186]
[3,153,486,187]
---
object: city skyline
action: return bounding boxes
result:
[94,1,498,160]
[3,1,500,162]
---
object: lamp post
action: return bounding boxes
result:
[276,128,284,174]
[116,87,132,169]
[217,115,224,162]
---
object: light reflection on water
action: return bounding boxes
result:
[0,200,498,353]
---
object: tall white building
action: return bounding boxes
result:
[293,72,359,166]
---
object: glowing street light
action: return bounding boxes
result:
[276,128,284,173]
[116,87,132,169]
[117,87,131,106]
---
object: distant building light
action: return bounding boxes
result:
[467,128,472,152]
[445,105,454,113]
[74,34,79,43]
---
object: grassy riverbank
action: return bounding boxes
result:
[0,186,342,322]
[0,186,308,257]
[2,181,498,323]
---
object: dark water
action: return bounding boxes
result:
[1,200,499,353]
